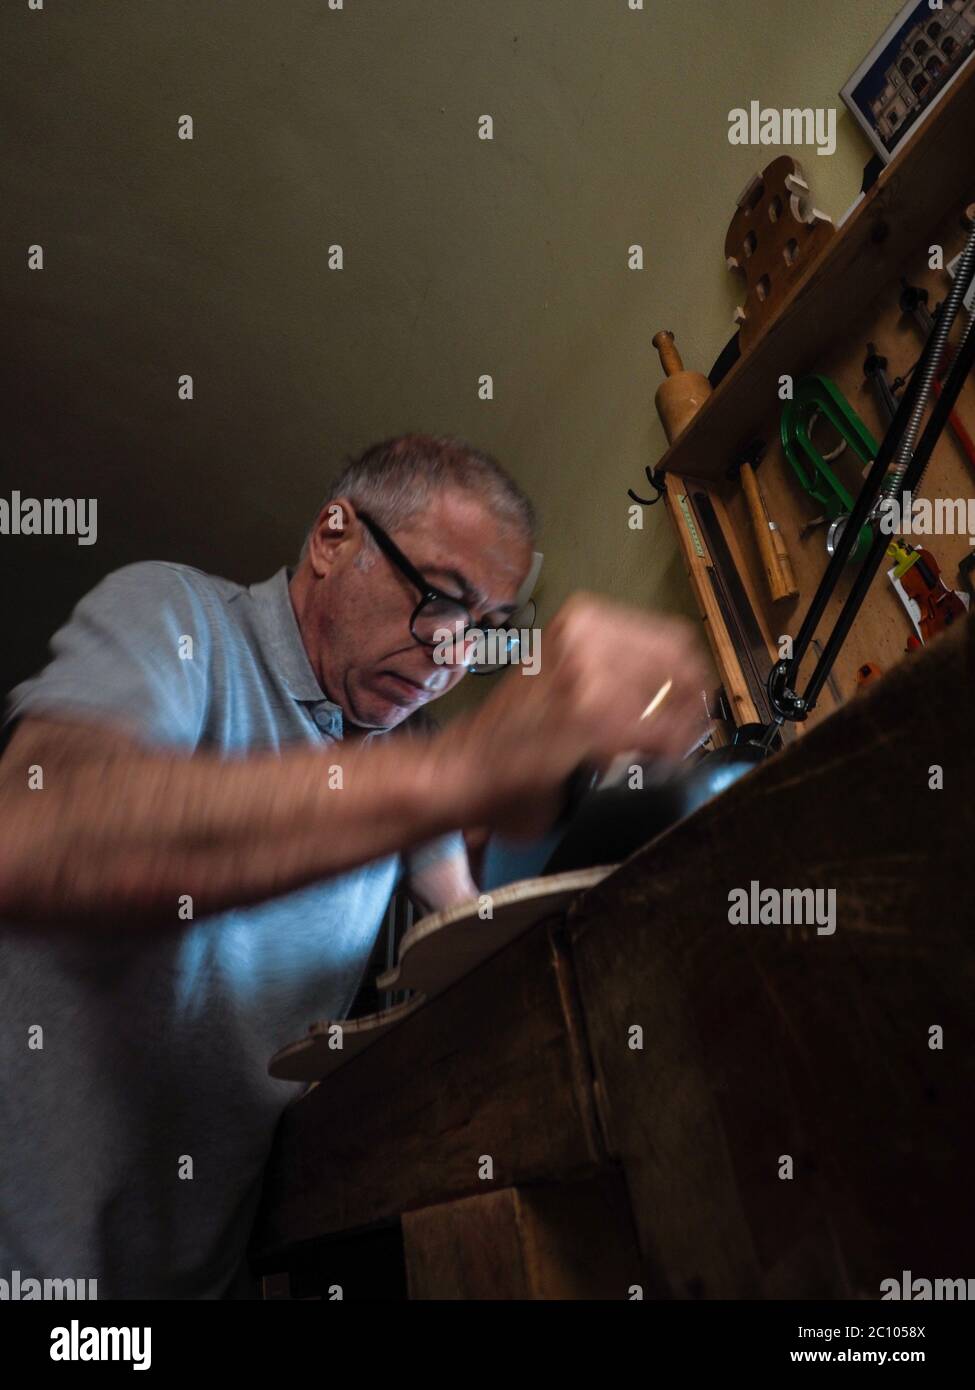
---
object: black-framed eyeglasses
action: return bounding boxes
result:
[357,510,519,674]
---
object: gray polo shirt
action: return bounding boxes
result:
[0,562,462,1299]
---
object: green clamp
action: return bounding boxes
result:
[780,375,877,562]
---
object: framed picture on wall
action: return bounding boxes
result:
[841,0,975,163]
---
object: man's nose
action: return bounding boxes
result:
[421,665,453,693]
[418,627,476,669]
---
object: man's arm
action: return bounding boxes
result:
[0,593,709,929]
[0,715,469,926]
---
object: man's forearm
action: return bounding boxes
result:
[0,721,468,925]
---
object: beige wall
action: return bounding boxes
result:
[0,0,903,699]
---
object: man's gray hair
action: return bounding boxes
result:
[301,433,537,558]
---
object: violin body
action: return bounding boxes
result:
[888,540,968,647]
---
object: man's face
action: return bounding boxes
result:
[291,489,533,731]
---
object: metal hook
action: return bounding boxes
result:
[627,466,666,506]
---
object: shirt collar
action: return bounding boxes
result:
[249,566,334,705]
[249,567,401,745]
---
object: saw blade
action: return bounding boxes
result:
[691,491,773,723]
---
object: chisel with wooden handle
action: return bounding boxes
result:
[733,444,799,602]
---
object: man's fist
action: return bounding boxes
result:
[438,593,711,837]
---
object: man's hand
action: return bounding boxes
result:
[407,850,479,915]
[436,593,710,837]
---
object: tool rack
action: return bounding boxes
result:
[657,63,975,734]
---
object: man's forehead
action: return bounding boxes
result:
[397,493,531,599]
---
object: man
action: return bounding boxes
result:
[0,434,707,1299]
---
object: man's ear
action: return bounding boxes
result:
[307,498,359,576]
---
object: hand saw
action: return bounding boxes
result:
[688,491,774,725]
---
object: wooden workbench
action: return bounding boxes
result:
[250,615,974,1299]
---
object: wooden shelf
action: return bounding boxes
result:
[657,61,975,482]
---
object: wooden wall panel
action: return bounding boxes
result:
[718,197,975,731]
